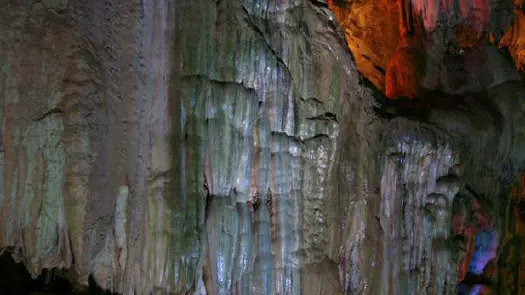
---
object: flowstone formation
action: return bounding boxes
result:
[174,1,377,294]
[379,119,461,294]
[1,0,525,295]
[0,0,376,294]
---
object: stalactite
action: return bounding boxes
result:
[385,0,425,100]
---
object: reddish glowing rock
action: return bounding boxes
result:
[332,0,525,97]
[412,0,490,32]
[385,35,425,99]
[500,8,525,72]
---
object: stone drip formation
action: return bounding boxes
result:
[1,0,525,294]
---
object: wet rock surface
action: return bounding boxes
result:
[1,0,525,295]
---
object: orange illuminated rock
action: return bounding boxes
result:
[385,35,425,99]
[385,0,425,100]
[456,24,482,50]
[500,7,525,71]
[331,0,525,97]
[330,0,400,92]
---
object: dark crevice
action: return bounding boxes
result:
[299,96,323,105]
[181,74,258,94]
[309,0,329,9]
[0,252,117,295]
[307,112,338,123]
[360,54,386,75]
[31,107,63,122]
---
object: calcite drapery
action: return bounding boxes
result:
[385,35,426,99]
[379,118,461,294]
[1,0,525,294]
[174,0,377,293]
[385,0,426,100]
[0,0,376,294]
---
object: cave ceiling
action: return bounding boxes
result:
[331,0,525,98]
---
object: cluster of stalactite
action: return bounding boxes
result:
[330,0,525,99]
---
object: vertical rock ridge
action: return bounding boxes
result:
[379,118,460,294]
[2,1,525,294]
[173,0,369,294]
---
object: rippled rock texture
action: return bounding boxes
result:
[0,0,375,294]
[0,0,178,293]
[1,0,525,295]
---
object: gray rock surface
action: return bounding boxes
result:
[1,0,525,294]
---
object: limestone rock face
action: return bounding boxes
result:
[379,119,461,294]
[0,0,178,293]
[499,172,525,294]
[2,0,525,295]
[173,1,378,294]
[0,0,376,294]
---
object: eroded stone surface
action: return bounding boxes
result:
[0,0,375,294]
[1,0,177,293]
[378,119,460,294]
[2,1,525,295]
[173,1,376,293]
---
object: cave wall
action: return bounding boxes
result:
[173,0,379,293]
[0,0,177,293]
[0,0,378,294]
[1,0,525,295]
[499,172,525,294]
